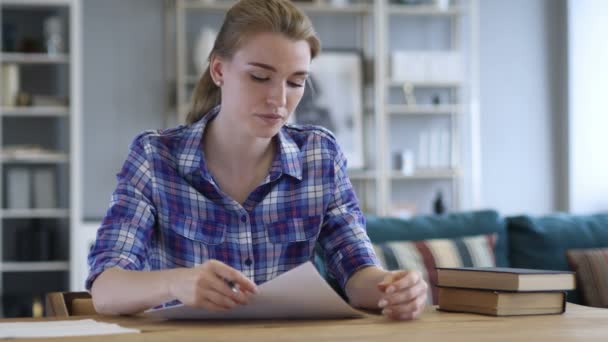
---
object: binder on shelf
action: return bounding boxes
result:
[6,167,31,209]
[33,167,57,208]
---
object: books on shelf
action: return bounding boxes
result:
[436,267,576,316]
[436,267,576,292]
[438,287,566,316]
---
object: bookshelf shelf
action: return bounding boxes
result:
[0,53,69,64]
[0,261,69,272]
[0,209,69,219]
[0,107,69,117]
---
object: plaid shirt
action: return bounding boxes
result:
[86,107,380,293]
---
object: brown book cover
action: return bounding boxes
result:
[437,287,567,316]
[436,267,576,292]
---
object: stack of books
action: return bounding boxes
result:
[436,267,576,316]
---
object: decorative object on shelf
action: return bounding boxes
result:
[33,167,57,208]
[433,190,446,214]
[193,27,218,76]
[1,64,20,106]
[432,93,441,105]
[293,50,365,169]
[401,149,415,175]
[32,297,44,318]
[43,16,65,54]
[6,167,31,209]
[15,92,33,107]
[402,82,417,105]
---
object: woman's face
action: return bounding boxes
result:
[212,32,311,139]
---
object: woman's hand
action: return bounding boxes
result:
[377,270,428,321]
[169,259,258,312]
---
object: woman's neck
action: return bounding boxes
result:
[203,112,275,175]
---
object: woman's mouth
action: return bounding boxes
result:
[256,113,283,125]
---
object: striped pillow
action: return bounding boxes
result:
[373,234,497,304]
[567,248,608,308]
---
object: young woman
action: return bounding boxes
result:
[87,0,427,321]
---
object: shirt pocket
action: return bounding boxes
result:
[266,216,322,244]
[165,213,226,245]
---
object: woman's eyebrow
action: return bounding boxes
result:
[248,62,309,76]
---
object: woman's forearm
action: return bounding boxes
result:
[90,267,182,315]
[344,266,387,309]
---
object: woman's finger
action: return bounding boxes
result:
[203,289,239,311]
[382,292,427,320]
[208,260,259,294]
[204,272,250,305]
[380,280,428,307]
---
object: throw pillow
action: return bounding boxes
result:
[373,233,497,305]
[566,248,608,308]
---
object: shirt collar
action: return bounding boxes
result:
[176,106,302,181]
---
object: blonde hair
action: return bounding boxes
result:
[186,0,321,125]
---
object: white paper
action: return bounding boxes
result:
[144,262,364,320]
[0,319,140,339]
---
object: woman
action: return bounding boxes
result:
[87,0,427,321]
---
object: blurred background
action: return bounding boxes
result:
[0,0,606,317]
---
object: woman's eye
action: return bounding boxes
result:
[288,80,305,88]
[250,75,269,82]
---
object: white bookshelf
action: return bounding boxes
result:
[169,0,479,216]
[0,0,82,317]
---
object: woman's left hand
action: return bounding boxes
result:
[377,270,428,321]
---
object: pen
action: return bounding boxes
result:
[224,279,239,294]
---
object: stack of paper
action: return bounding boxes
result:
[0,319,140,339]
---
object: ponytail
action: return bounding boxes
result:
[186,67,220,125]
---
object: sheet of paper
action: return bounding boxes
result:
[0,319,140,339]
[144,261,364,320]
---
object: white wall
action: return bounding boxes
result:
[568,0,608,214]
[479,0,567,215]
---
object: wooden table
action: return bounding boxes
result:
[4,303,608,341]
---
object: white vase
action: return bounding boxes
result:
[193,27,218,76]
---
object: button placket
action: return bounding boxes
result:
[239,211,254,279]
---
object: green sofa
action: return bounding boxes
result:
[317,209,608,305]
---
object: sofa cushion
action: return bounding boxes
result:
[373,233,497,304]
[366,210,508,267]
[507,212,608,304]
[567,248,608,308]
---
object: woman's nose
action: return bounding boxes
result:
[267,82,287,108]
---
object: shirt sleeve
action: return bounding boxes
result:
[85,134,157,290]
[317,141,382,290]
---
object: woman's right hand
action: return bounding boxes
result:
[168,259,259,312]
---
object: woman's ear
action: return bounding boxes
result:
[209,54,225,85]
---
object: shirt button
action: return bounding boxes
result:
[245,258,253,267]
[240,215,247,223]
